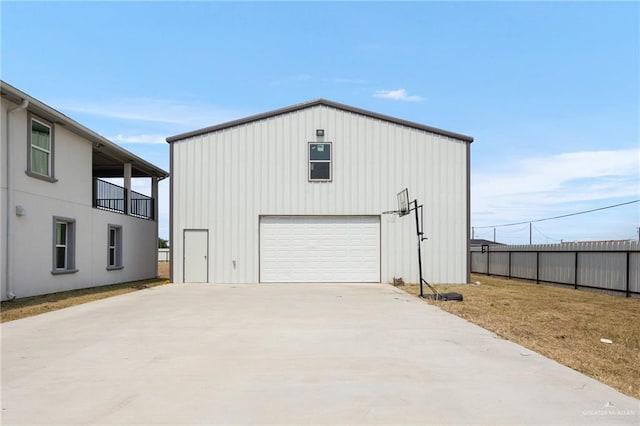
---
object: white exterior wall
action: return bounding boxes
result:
[1,96,158,300]
[171,104,469,284]
[0,101,8,299]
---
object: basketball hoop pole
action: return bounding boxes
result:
[409,199,442,299]
[390,188,460,301]
[410,200,426,298]
[391,188,444,300]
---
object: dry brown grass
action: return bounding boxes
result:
[397,273,640,399]
[1,276,169,323]
[157,261,170,279]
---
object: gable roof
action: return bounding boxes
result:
[1,81,169,179]
[166,98,474,143]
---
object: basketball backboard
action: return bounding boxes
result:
[397,188,409,216]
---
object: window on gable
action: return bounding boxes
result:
[52,217,77,274]
[107,225,123,270]
[309,142,332,181]
[28,114,56,181]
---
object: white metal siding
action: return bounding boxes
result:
[260,216,380,283]
[172,104,469,284]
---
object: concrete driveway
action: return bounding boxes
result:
[2,283,638,425]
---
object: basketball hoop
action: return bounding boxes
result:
[389,188,463,302]
[397,188,409,217]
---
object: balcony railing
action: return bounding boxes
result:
[93,178,154,220]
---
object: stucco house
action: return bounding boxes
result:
[1,81,169,301]
[167,99,473,285]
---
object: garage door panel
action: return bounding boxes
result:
[260,216,380,283]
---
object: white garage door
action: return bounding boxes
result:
[260,216,380,283]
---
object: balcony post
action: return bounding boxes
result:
[124,163,132,215]
[152,176,159,266]
[92,177,98,208]
[152,176,159,222]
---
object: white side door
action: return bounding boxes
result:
[184,229,208,283]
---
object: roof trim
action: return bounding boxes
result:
[1,80,169,179]
[166,98,474,143]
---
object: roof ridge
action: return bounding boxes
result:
[166,98,473,143]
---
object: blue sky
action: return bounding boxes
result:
[2,1,639,244]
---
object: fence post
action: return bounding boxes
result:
[124,187,128,216]
[626,251,630,298]
[508,251,512,279]
[487,246,491,276]
[536,251,539,284]
[574,251,579,290]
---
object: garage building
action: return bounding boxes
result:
[167,99,473,284]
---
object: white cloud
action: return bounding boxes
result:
[472,147,640,227]
[373,88,424,102]
[57,98,243,128]
[111,133,167,145]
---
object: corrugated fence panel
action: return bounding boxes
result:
[471,251,487,274]
[489,252,509,276]
[577,252,626,291]
[539,252,575,285]
[510,252,537,280]
[471,241,639,296]
[158,249,170,262]
[630,253,640,293]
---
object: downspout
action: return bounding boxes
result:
[5,98,29,300]
[169,141,174,284]
[466,141,471,284]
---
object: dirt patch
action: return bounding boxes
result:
[1,277,168,323]
[158,262,170,279]
[397,274,640,399]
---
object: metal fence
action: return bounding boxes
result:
[158,248,170,262]
[94,178,154,220]
[94,178,126,214]
[130,189,154,219]
[471,241,640,297]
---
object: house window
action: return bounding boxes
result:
[107,225,123,270]
[52,217,77,274]
[309,142,332,181]
[28,114,56,181]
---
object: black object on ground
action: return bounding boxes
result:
[422,292,464,301]
[420,279,464,302]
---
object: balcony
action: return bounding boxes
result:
[93,178,155,220]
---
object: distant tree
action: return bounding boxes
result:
[158,238,169,248]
